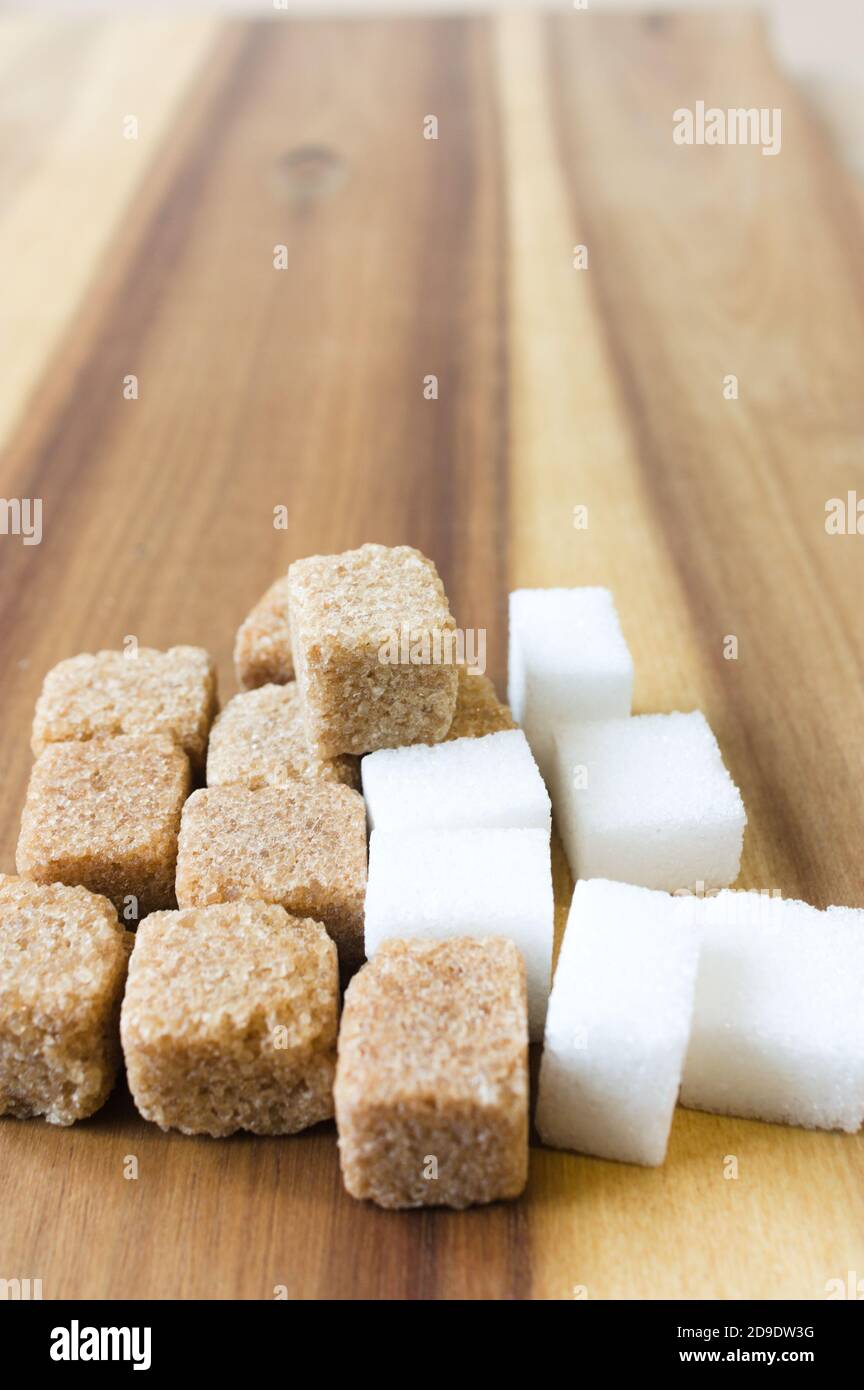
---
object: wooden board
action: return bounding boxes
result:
[0,9,862,1301]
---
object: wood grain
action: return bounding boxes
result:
[0,16,222,449]
[0,10,862,1300]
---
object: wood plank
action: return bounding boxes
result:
[0,12,517,1302]
[500,9,864,1299]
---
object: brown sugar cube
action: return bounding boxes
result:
[175,783,367,972]
[16,735,190,921]
[0,875,132,1125]
[234,576,295,690]
[445,666,517,741]
[31,645,217,775]
[121,902,337,1137]
[287,544,458,757]
[335,937,529,1209]
[207,683,359,791]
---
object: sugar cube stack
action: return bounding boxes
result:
[365,827,553,1038]
[508,588,633,783]
[207,682,360,790]
[536,879,700,1166]
[681,891,864,1132]
[121,902,338,1137]
[175,782,367,972]
[288,544,458,756]
[362,729,551,833]
[16,734,190,919]
[551,711,746,893]
[234,575,295,689]
[31,645,217,776]
[0,875,132,1125]
[335,937,529,1209]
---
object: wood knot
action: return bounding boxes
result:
[272,145,346,205]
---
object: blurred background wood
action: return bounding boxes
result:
[5,0,864,177]
[0,9,862,1299]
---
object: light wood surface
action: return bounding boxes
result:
[0,10,862,1301]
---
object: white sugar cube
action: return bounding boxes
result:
[536,879,700,1166]
[365,827,554,1038]
[681,891,864,1132]
[361,729,551,834]
[551,711,746,893]
[508,588,632,782]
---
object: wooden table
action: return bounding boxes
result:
[1,9,862,1301]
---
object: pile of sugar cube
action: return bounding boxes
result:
[1,544,861,1212]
